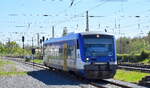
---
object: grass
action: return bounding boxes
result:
[31,59,43,64]
[0,72,27,76]
[0,58,27,76]
[0,59,14,66]
[114,70,150,83]
[140,58,150,64]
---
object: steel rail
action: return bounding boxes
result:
[118,65,150,73]
[4,57,145,88]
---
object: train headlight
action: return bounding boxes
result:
[86,58,89,61]
[96,34,100,38]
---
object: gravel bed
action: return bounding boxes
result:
[0,75,93,88]
[0,57,96,88]
[1,57,148,88]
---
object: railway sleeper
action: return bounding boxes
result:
[139,76,150,87]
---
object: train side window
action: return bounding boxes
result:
[59,48,63,53]
[67,46,71,56]
[77,40,79,49]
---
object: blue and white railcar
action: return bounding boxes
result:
[43,32,117,79]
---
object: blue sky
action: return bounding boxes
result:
[0,0,150,45]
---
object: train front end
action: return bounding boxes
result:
[79,33,117,79]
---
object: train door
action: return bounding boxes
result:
[63,43,68,71]
[76,40,84,70]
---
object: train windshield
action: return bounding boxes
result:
[83,35,114,57]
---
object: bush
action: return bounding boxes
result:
[129,54,140,62]
[35,52,43,59]
[117,50,150,63]
[25,56,31,62]
[117,54,141,63]
[117,54,130,62]
[140,50,150,60]
[141,58,150,64]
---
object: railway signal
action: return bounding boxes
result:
[40,39,42,44]
[22,36,24,42]
[22,36,25,49]
[31,48,36,68]
[42,36,45,42]
[32,48,35,55]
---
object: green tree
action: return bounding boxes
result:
[62,27,68,36]
[116,32,150,54]
[0,43,5,55]
[5,41,20,54]
[117,37,131,54]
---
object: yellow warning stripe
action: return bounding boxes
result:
[63,43,68,71]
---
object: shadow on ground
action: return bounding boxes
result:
[27,69,85,85]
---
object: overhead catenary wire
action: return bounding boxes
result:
[52,0,108,26]
[5,0,117,27]
[3,0,150,39]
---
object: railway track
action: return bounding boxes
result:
[6,56,150,73]
[3,57,147,88]
[118,65,150,73]
[90,80,132,88]
[119,63,150,69]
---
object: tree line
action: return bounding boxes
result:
[117,31,150,63]
[0,31,150,63]
[0,41,31,56]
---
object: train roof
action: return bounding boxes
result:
[43,33,79,45]
[43,31,114,45]
[80,31,114,36]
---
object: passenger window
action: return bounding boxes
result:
[59,48,63,53]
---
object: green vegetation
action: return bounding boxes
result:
[0,59,27,76]
[31,59,43,64]
[0,32,150,64]
[0,59,14,66]
[117,32,150,54]
[141,58,150,64]
[117,32,150,64]
[0,41,31,57]
[117,50,150,64]
[0,41,43,60]
[114,70,150,83]
[0,72,27,76]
